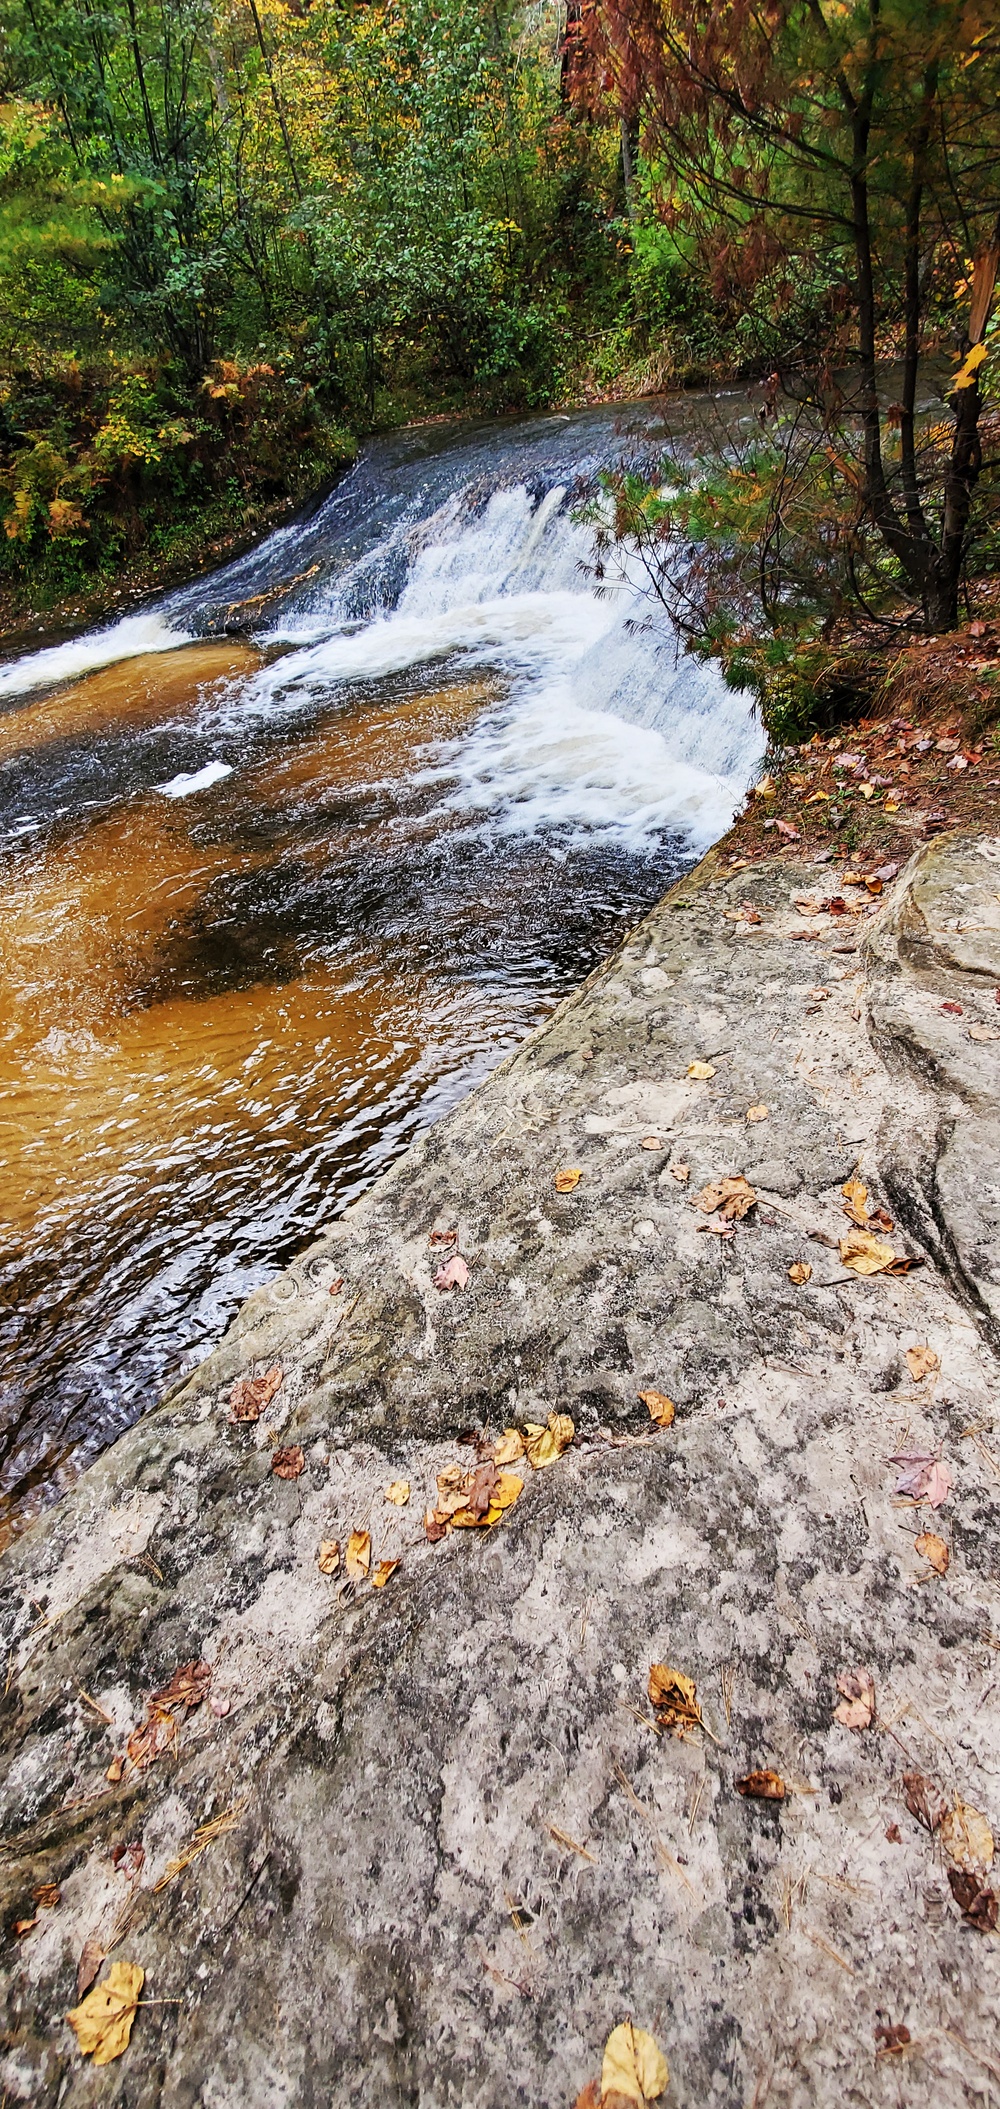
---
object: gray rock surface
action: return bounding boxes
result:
[2,834,1000,2106]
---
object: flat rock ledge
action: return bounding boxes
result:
[3,832,1000,2108]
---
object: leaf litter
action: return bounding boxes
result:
[66,1959,144,2066]
[833,1668,875,1730]
[638,1390,676,1428]
[600,2020,669,2104]
[227,1364,282,1423]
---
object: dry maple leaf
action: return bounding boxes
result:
[492,1427,525,1465]
[76,1936,106,2001]
[601,2020,669,2105]
[668,1162,690,1183]
[839,1228,895,1275]
[524,1411,574,1468]
[833,1668,875,1730]
[66,1959,144,2066]
[906,1344,940,1381]
[788,1261,812,1285]
[948,1868,998,1931]
[941,1799,994,1874]
[346,1529,371,1580]
[891,1453,953,1507]
[639,1390,676,1428]
[372,1560,399,1588]
[746,1103,769,1122]
[687,1060,716,1080]
[434,1253,470,1290]
[554,1167,582,1193]
[150,1660,211,1713]
[915,1530,949,1575]
[384,1481,410,1506]
[227,1364,282,1424]
[271,1445,304,1479]
[648,1663,702,1732]
[736,1770,785,1800]
[317,1539,340,1575]
[903,1770,946,1832]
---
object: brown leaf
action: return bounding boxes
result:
[601,2021,669,2104]
[492,1427,525,1464]
[941,1799,994,1874]
[424,1508,449,1543]
[110,1842,144,1880]
[76,1936,106,2001]
[915,1530,949,1575]
[841,1175,870,1227]
[372,1560,399,1589]
[668,1162,690,1183]
[694,1175,757,1221]
[150,1659,211,1713]
[428,1226,458,1246]
[906,1344,940,1381]
[948,1868,998,1931]
[571,2083,602,2109]
[33,1883,61,1908]
[640,1135,662,1151]
[434,1253,470,1290]
[639,1390,676,1428]
[903,1769,946,1832]
[126,1709,175,1771]
[384,1480,410,1505]
[271,1445,304,1479]
[66,1959,144,2066]
[833,1667,875,1730]
[839,1227,895,1275]
[736,1770,785,1800]
[14,1917,37,1937]
[317,1539,340,1574]
[648,1662,702,1732]
[875,2023,911,2054]
[788,1261,812,1284]
[227,1364,282,1423]
[554,1167,582,1192]
[346,1529,371,1580]
[105,1755,125,1784]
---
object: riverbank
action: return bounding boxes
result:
[2,813,999,2105]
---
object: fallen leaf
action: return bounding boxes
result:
[694,1174,757,1222]
[948,1868,998,1931]
[788,1261,812,1284]
[903,1770,946,1832]
[76,1937,106,2001]
[492,1427,525,1464]
[839,1227,895,1275]
[875,2023,911,2054]
[372,1560,399,1588]
[66,1959,144,2066]
[885,1823,902,1844]
[891,1453,953,1506]
[639,1390,676,1428]
[317,1539,340,1574]
[775,818,799,840]
[746,1103,769,1122]
[126,1710,175,1771]
[572,2084,602,2109]
[940,1000,964,1016]
[110,1841,144,1880]
[424,1508,449,1543]
[833,1667,875,1730]
[428,1226,458,1246]
[150,1660,211,1713]
[640,1135,662,1151]
[434,1253,470,1290]
[33,1883,61,1908]
[601,2020,669,2104]
[105,1755,125,1784]
[969,1023,1000,1042]
[346,1529,371,1580]
[451,1458,500,1522]
[554,1167,582,1192]
[668,1162,690,1183]
[736,1770,785,1800]
[271,1445,304,1479]
[906,1343,940,1381]
[14,1917,37,1937]
[941,1799,994,1874]
[227,1364,282,1423]
[524,1411,575,1468]
[648,1662,702,1732]
[841,1175,869,1227]
[915,1530,949,1575]
[384,1481,410,1505]
[687,1061,716,1079]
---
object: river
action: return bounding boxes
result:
[0,399,764,1540]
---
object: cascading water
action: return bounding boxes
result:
[0,398,764,1538]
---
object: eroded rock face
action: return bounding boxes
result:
[2,837,1000,2106]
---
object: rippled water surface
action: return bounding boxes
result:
[0,400,764,1538]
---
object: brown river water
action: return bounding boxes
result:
[0,404,763,1540]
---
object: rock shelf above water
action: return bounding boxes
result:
[3,832,1000,2106]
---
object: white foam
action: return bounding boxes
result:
[0,612,192,700]
[155,761,233,799]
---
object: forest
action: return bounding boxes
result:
[1,0,999,704]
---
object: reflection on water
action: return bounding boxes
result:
[0,403,764,1542]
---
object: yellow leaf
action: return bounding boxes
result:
[648,1662,701,1729]
[788,1261,812,1284]
[915,1531,949,1576]
[346,1529,371,1580]
[317,1539,340,1575]
[906,1345,940,1381]
[372,1559,399,1588]
[524,1412,574,1468]
[601,2020,669,2104]
[384,1481,410,1505]
[941,1799,994,1873]
[839,1228,895,1275]
[639,1390,676,1428]
[493,1470,524,1510]
[66,1960,144,2066]
[746,1103,769,1122]
[954,340,989,389]
[841,1175,869,1226]
[554,1167,582,1192]
[493,1427,525,1464]
[687,1061,716,1079]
